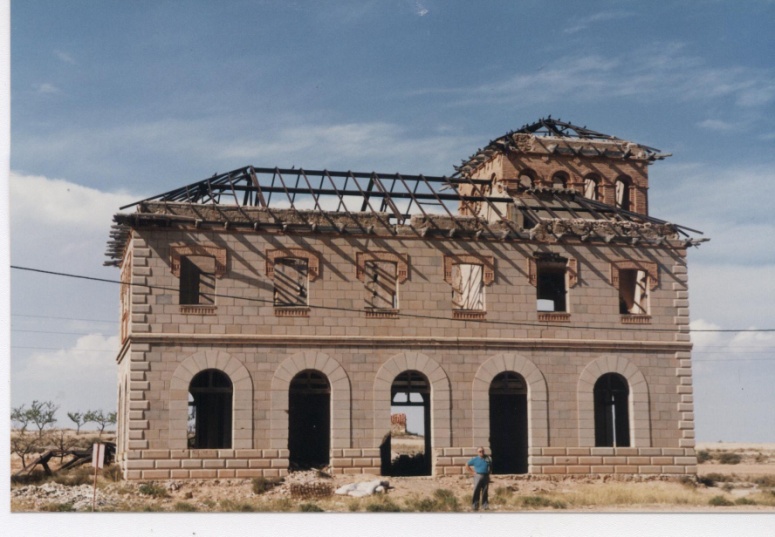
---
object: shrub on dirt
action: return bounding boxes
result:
[698,473,733,487]
[252,476,282,495]
[493,485,515,502]
[174,501,198,512]
[219,499,256,512]
[365,496,402,512]
[138,482,170,498]
[40,502,75,512]
[11,470,49,486]
[102,464,123,482]
[299,502,325,512]
[696,450,712,463]
[752,475,775,488]
[717,452,741,465]
[53,466,93,486]
[521,495,554,508]
[708,495,733,506]
[734,497,757,506]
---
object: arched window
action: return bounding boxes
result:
[518,169,536,188]
[188,369,232,449]
[583,175,600,200]
[552,172,568,189]
[615,177,631,211]
[383,370,431,476]
[594,373,630,447]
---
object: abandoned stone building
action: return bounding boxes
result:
[105,118,705,480]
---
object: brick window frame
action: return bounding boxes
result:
[170,244,227,314]
[266,248,320,317]
[528,254,577,321]
[610,260,658,323]
[356,251,409,318]
[443,254,495,320]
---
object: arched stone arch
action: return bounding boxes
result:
[270,351,351,450]
[169,350,253,450]
[578,356,651,447]
[373,352,451,447]
[471,353,549,448]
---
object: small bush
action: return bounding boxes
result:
[102,464,123,482]
[40,502,75,512]
[735,497,757,506]
[54,467,93,486]
[11,471,49,486]
[698,473,733,487]
[299,502,325,512]
[493,486,515,502]
[708,495,734,506]
[366,497,402,512]
[718,452,742,465]
[219,499,256,512]
[174,502,198,512]
[521,495,554,508]
[252,476,282,495]
[138,482,170,498]
[755,452,766,463]
[722,483,734,493]
[696,450,712,463]
[347,499,361,512]
[752,475,775,487]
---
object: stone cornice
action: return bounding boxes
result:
[122,333,692,353]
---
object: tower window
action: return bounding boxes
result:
[179,255,216,305]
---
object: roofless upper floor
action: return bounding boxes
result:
[105,119,703,266]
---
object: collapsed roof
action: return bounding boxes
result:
[105,164,703,266]
[454,117,672,178]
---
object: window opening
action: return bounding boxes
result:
[452,263,484,311]
[289,370,330,469]
[274,257,309,307]
[615,178,631,211]
[619,269,649,315]
[518,171,534,188]
[583,176,599,200]
[594,373,630,447]
[552,172,568,189]
[179,255,216,305]
[188,369,232,449]
[382,370,431,476]
[489,372,528,474]
[365,261,398,310]
[536,259,567,312]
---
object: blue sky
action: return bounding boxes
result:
[6,1,775,447]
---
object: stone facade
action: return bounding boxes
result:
[109,120,699,479]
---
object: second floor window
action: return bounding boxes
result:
[365,261,398,310]
[452,263,484,311]
[274,258,309,307]
[179,255,216,305]
[536,259,567,312]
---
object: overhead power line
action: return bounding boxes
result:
[11,264,775,334]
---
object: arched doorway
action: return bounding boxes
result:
[489,371,528,474]
[289,369,331,469]
[594,373,630,447]
[188,369,233,449]
[383,370,431,476]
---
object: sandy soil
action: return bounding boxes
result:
[10,436,775,512]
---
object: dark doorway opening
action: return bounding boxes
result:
[289,370,331,469]
[382,370,431,476]
[594,373,630,447]
[489,371,528,474]
[188,369,232,449]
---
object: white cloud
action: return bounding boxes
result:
[12,333,119,418]
[53,49,76,64]
[33,82,60,94]
[697,119,740,132]
[563,10,632,35]
[431,43,775,113]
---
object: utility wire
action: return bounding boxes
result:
[11,264,775,334]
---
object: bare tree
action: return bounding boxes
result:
[85,409,117,437]
[27,400,59,438]
[67,411,87,435]
[10,401,59,470]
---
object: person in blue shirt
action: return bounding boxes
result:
[466,447,492,511]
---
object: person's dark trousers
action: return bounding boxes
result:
[472,473,490,510]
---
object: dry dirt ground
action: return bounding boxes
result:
[9,435,775,513]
